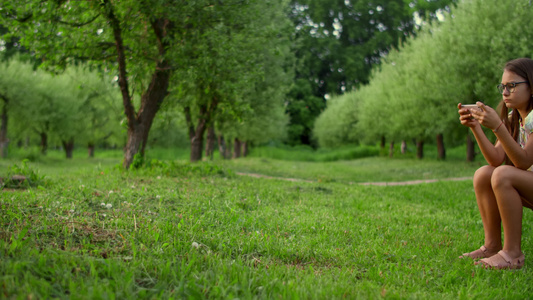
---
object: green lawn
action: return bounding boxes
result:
[1,152,532,299]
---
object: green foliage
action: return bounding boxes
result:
[313,93,359,147]
[314,0,533,149]
[0,159,46,189]
[130,152,145,170]
[285,0,456,145]
[0,55,123,157]
[130,158,234,178]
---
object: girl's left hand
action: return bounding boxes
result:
[470,102,502,130]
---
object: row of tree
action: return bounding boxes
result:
[314,0,533,160]
[0,58,123,158]
[0,0,292,167]
[0,0,456,167]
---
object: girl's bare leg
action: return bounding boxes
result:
[472,166,502,254]
[490,165,533,258]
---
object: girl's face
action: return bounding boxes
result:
[501,69,532,112]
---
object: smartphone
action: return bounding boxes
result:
[462,104,482,112]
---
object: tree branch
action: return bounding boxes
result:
[101,0,136,127]
[54,13,101,27]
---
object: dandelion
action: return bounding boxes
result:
[109,190,114,194]
[192,242,199,249]
[106,203,113,209]
[156,195,161,199]
[101,203,106,207]
[102,213,107,218]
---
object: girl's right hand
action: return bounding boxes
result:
[458,103,480,128]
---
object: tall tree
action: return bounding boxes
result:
[0,1,184,168]
[286,0,456,145]
[171,0,293,161]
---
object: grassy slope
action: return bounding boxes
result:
[1,153,532,299]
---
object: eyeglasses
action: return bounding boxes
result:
[497,81,528,94]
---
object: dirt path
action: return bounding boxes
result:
[236,172,471,186]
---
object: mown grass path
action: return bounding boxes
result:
[237,171,472,186]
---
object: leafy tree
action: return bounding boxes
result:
[62,64,123,157]
[0,0,189,167]
[213,5,294,157]
[0,57,36,157]
[313,92,359,148]
[171,0,294,161]
[286,0,457,146]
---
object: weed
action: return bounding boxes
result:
[0,159,47,189]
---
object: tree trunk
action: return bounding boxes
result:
[225,145,232,159]
[218,134,229,159]
[103,2,171,169]
[389,141,394,157]
[124,124,148,167]
[0,101,8,158]
[184,96,219,162]
[467,133,475,162]
[401,140,407,154]
[62,138,74,159]
[242,141,249,157]
[416,140,424,159]
[233,138,242,159]
[88,142,95,158]
[436,133,446,160]
[40,132,48,155]
[205,125,216,160]
[380,135,386,150]
[185,105,207,162]
[190,132,205,162]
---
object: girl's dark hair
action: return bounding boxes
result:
[499,58,533,165]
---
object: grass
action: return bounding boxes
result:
[1,147,533,299]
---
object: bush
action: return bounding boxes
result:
[133,159,235,178]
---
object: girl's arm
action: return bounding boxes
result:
[458,103,505,166]
[471,102,533,169]
[494,126,533,169]
[470,124,505,166]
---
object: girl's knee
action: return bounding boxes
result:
[473,165,495,188]
[490,165,515,189]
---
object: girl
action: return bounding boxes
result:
[458,57,533,269]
